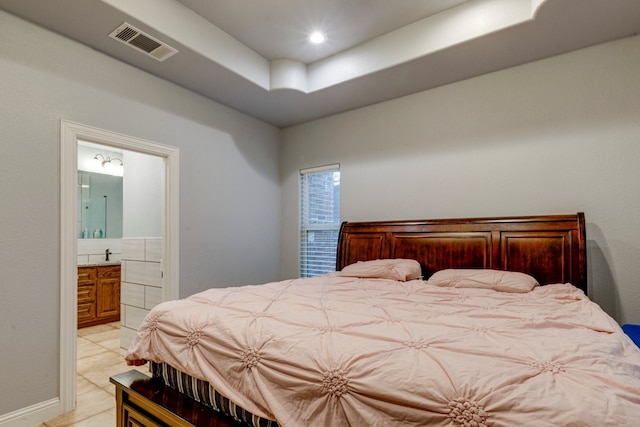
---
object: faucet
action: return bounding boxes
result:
[105,248,112,262]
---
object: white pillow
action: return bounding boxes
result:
[427,269,539,293]
[337,259,422,282]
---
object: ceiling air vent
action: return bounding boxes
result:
[108,22,178,62]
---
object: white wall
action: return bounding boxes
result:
[281,35,640,325]
[123,151,163,238]
[120,237,163,350]
[77,239,122,265]
[0,10,281,419]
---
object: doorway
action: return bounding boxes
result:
[60,120,179,413]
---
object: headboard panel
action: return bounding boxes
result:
[336,213,587,294]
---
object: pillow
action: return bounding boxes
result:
[427,269,539,293]
[337,259,422,282]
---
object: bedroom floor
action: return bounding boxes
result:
[41,322,148,426]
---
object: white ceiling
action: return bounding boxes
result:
[1,0,640,127]
[176,0,469,63]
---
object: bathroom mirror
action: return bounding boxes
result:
[78,171,123,238]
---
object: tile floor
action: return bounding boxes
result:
[41,322,148,426]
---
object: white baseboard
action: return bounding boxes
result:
[0,399,60,427]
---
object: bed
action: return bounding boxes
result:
[115,213,640,426]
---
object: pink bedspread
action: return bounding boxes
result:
[126,276,640,426]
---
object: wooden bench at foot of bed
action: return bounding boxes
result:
[110,370,244,427]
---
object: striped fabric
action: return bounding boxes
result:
[150,361,279,427]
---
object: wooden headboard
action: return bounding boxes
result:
[336,213,587,294]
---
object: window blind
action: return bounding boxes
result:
[299,165,341,278]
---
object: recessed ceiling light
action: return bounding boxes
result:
[308,31,326,45]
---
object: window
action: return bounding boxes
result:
[299,165,341,277]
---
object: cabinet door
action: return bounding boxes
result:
[97,276,120,320]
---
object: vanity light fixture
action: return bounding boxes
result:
[94,153,124,167]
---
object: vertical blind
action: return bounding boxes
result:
[299,165,341,278]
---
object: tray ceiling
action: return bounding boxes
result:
[1,0,639,127]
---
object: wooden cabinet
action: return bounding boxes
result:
[78,267,97,325]
[78,265,121,328]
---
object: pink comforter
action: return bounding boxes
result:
[126,276,640,426]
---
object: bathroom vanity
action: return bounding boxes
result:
[78,263,121,328]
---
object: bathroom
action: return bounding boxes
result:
[77,141,164,348]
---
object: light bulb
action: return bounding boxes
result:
[308,31,326,44]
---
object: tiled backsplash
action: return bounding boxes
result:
[77,238,122,265]
[120,237,163,349]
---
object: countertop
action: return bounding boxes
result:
[78,262,121,267]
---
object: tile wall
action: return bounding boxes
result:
[77,238,122,265]
[120,237,163,348]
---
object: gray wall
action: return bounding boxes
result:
[0,10,281,416]
[281,35,640,326]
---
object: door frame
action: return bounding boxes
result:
[59,120,179,412]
